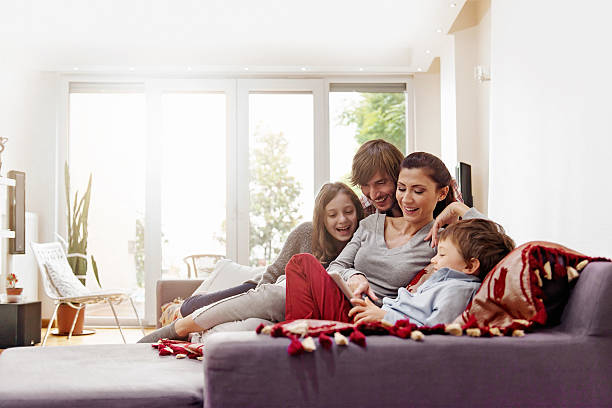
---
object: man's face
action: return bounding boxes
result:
[360,171,396,212]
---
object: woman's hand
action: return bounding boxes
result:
[347,274,378,301]
[348,297,386,324]
[424,201,471,247]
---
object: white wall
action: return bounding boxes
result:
[454,8,490,213]
[0,67,57,243]
[413,73,441,156]
[0,62,57,316]
[489,1,612,256]
[440,37,458,173]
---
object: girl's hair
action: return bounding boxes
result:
[351,139,404,187]
[400,152,456,218]
[312,182,364,264]
[439,219,515,280]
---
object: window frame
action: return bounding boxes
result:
[57,75,413,326]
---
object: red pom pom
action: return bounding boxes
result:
[158,346,173,356]
[318,333,332,349]
[270,325,284,338]
[255,323,265,334]
[287,336,304,356]
[395,319,412,328]
[349,329,366,347]
[394,327,412,338]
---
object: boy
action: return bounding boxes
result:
[348,218,515,327]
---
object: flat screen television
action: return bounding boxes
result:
[455,162,473,208]
[8,170,25,254]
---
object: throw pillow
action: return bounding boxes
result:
[190,259,265,297]
[44,260,89,298]
[452,241,609,332]
[159,298,184,326]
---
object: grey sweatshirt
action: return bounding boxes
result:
[246,222,313,286]
[328,208,483,299]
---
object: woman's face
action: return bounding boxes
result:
[396,167,448,225]
[324,192,359,242]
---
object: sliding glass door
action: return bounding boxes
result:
[67,84,146,322]
[160,92,228,278]
[62,77,411,326]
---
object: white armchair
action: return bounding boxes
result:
[30,242,144,346]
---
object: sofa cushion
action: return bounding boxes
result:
[453,241,609,331]
[0,344,203,408]
[203,330,612,408]
[191,259,264,296]
[158,260,263,326]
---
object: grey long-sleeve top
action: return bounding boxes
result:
[381,267,481,326]
[328,214,435,298]
[328,208,483,299]
[246,222,313,287]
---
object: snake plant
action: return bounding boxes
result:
[64,162,101,287]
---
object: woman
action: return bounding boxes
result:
[285,151,484,321]
[139,182,364,342]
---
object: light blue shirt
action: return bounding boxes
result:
[381,267,481,327]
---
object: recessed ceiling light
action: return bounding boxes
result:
[417,68,422,72]
[359,67,364,71]
[187,66,193,71]
[425,50,431,54]
[301,67,307,71]
[436,28,443,33]
[129,67,135,71]
[73,67,79,71]
[450,3,457,7]
[244,67,249,71]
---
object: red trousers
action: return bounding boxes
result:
[285,253,352,322]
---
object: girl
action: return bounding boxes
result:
[139,182,364,342]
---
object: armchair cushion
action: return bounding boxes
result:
[44,260,89,298]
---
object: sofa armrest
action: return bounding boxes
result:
[156,279,203,328]
[560,261,612,335]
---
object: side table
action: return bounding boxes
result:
[0,301,41,348]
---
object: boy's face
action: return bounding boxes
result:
[431,238,476,275]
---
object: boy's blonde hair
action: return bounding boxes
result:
[439,219,515,279]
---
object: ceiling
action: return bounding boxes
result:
[0,0,466,74]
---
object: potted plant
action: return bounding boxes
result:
[6,272,22,302]
[57,163,101,335]
[64,162,101,286]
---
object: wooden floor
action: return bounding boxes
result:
[0,327,156,353]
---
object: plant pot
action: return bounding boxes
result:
[6,287,23,303]
[56,303,86,335]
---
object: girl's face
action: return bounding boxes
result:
[324,192,359,242]
[395,167,448,226]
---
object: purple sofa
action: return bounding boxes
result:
[0,262,610,408]
[203,261,612,407]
